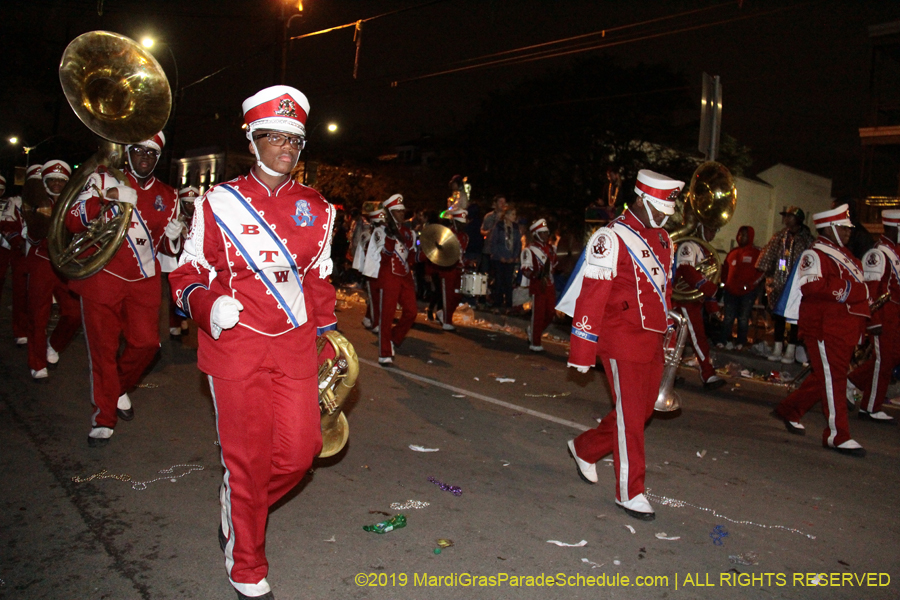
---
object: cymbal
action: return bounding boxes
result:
[419,224,461,267]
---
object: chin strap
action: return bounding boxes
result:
[247,130,301,179]
[830,224,844,247]
[642,198,668,229]
[125,145,160,178]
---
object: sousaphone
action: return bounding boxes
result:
[48,31,172,279]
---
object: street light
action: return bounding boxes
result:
[281,1,304,84]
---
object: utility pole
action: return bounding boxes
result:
[280,2,304,84]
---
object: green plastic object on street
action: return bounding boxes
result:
[363,514,407,534]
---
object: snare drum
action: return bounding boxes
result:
[459,272,489,296]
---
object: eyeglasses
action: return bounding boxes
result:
[253,132,306,151]
[131,146,159,159]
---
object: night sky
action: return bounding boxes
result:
[3,0,900,196]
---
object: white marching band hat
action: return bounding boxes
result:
[882,209,900,227]
[529,218,549,234]
[383,194,404,211]
[242,85,310,137]
[442,206,467,222]
[634,169,684,215]
[178,186,201,202]
[812,204,853,229]
[26,164,42,180]
[136,132,166,152]
[41,160,71,181]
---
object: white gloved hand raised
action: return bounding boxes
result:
[106,185,137,206]
[568,362,590,374]
[164,219,184,241]
[210,296,244,340]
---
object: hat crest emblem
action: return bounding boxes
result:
[275,98,298,118]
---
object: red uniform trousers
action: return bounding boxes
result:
[26,252,81,371]
[529,283,556,346]
[674,301,716,382]
[378,271,417,358]
[775,334,854,447]
[211,361,321,595]
[365,278,380,327]
[76,273,161,429]
[437,267,462,325]
[849,303,900,414]
[573,344,664,503]
[0,246,29,338]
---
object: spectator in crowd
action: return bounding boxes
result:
[755,206,815,363]
[463,201,483,268]
[489,203,521,311]
[718,226,762,349]
[480,194,507,275]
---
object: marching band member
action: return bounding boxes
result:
[66,132,180,446]
[374,194,417,366]
[170,85,336,600]
[773,204,871,456]
[0,172,30,346]
[26,160,82,381]
[520,218,557,351]
[355,206,385,330]
[847,209,900,424]
[672,225,726,389]
[427,206,468,331]
[558,169,682,521]
[159,186,198,338]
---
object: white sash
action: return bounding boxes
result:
[783,241,862,324]
[613,221,668,308]
[124,208,157,278]
[817,242,864,282]
[879,242,900,284]
[208,184,307,327]
[363,226,384,278]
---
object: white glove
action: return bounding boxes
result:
[210,296,244,340]
[568,362,590,374]
[109,186,137,206]
[164,219,184,241]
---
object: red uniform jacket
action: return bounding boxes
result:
[380,226,416,278]
[520,240,557,294]
[170,172,337,381]
[862,236,900,329]
[66,169,178,301]
[566,211,673,366]
[794,238,870,342]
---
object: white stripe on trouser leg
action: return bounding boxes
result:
[80,298,101,427]
[209,375,271,597]
[378,288,385,355]
[681,307,706,362]
[817,340,838,447]
[866,337,882,413]
[531,295,537,344]
[611,359,630,502]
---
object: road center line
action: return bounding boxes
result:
[359,357,590,432]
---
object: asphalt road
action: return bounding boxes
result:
[1,291,898,600]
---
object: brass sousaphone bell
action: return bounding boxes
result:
[49,31,172,279]
[317,331,360,457]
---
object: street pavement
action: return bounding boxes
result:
[1,290,899,600]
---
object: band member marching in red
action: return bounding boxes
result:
[846,209,900,424]
[558,169,682,521]
[773,204,871,457]
[171,85,336,600]
[428,205,468,331]
[26,160,82,381]
[0,171,30,346]
[160,185,199,339]
[374,194,417,366]
[66,132,180,446]
[672,225,726,390]
[356,205,385,330]
[520,218,558,352]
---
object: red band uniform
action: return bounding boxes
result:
[774,205,870,453]
[0,173,30,343]
[65,133,179,437]
[672,235,724,386]
[27,161,82,379]
[520,218,557,350]
[847,209,900,422]
[558,169,683,520]
[170,85,337,599]
[375,195,417,365]
[426,206,468,331]
[356,207,385,330]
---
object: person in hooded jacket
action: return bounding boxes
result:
[718,226,762,349]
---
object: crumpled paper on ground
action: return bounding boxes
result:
[547,539,588,547]
[409,445,439,452]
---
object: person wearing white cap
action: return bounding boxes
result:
[170,85,336,600]
[65,132,180,444]
[0,172,30,346]
[671,224,727,390]
[372,193,418,364]
[847,209,900,424]
[557,168,683,521]
[361,207,388,331]
[773,204,871,457]
[159,186,200,338]
[24,160,82,381]
[426,206,469,330]
[519,218,557,351]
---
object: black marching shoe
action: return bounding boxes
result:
[218,524,227,552]
[858,410,896,424]
[117,408,135,421]
[235,591,274,600]
[771,410,805,435]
